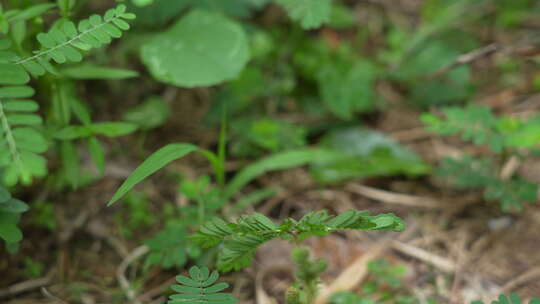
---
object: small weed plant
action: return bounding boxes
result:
[422,105,540,211]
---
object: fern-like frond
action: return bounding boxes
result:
[15,5,135,77]
[192,211,404,272]
[438,156,537,211]
[421,105,505,152]
[0,38,48,186]
[168,266,237,304]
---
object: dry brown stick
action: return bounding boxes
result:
[0,269,55,299]
[499,156,520,180]
[346,183,442,208]
[500,266,540,294]
[427,43,499,79]
[117,245,150,304]
[315,243,389,304]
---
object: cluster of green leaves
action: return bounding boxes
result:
[472,294,540,304]
[422,105,540,211]
[168,266,237,304]
[0,3,136,247]
[286,247,328,304]
[134,0,336,90]
[229,118,307,158]
[381,0,487,107]
[191,210,404,272]
[437,157,537,211]
[129,0,331,29]
[141,176,224,270]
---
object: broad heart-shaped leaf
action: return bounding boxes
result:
[275,0,332,29]
[109,143,213,205]
[140,9,250,87]
[310,128,430,183]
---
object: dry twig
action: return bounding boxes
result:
[0,269,55,299]
[391,241,456,273]
[346,183,442,208]
[315,243,389,304]
[117,245,150,304]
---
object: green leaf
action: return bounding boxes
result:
[318,59,377,120]
[0,212,22,243]
[132,0,155,7]
[60,141,80,189]
[2,100,39,112]
[0,64,30,85]
[311,128,430,183]
[87,136,105,175]
[108,143,204,205]
[88,122,138,137]
[422,105,504,152]
[0,199,29,213]
[504,116,540,148]
[224,148,338,200]
[0,186,10,202]
[275,0,332,29]
[53,125,93,140]
[0,85,34,98]
[60,64,139,79]
[144,224,188,269]
[123,96,170,130]
[140,9,250,87]
[9,4,57,22]
[168,266,237,304]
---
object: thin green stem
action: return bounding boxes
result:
[216,104,227,191]
[15,15,122,66]
[0,100,25,177]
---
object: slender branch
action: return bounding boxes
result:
[426,43,499,79]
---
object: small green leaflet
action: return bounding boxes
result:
[60,64,139,79]
[0,186,28,244]
[275,0,332,29]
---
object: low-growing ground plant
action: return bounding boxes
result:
[422,105,540,211]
